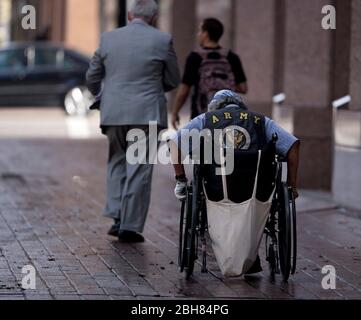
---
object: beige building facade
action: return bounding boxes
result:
[0,0,12,46]
[9,0,107,55]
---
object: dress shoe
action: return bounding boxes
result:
[245,256,263,275]
[107,220,120,237]
[118,230,144,243]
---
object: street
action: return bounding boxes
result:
[0,107,360,300]
[0,107,102,139]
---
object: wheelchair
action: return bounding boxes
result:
[178,138,297,282]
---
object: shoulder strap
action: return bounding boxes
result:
[196,47,230,60]
[196,48,209,60]
[218,48,230,58]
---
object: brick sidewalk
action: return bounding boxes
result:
[0,139,360,300]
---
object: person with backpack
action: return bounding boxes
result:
[171,18,248,129]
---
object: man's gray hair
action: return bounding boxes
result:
[208,94,247,112]
[130,0,158,20]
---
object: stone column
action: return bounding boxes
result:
[173,0,196,69]
[349,1,361,114]
[37,0,66,43]
[233,0,277,117]
[333,0,361,210]
[273,0,334,190]
[158,0,197,114]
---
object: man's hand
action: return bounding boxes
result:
[174,178,187,200]
[172,112,180,130]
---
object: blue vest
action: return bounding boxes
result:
[201,105,275,203]
[204,104,267,151]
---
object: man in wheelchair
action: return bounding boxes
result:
[168,90,300,278]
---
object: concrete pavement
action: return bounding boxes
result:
[0,137,360,300]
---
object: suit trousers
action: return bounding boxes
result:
[104,125,156,233]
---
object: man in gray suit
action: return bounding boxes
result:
[86,0,180,242]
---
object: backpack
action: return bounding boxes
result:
[197,48,236,114]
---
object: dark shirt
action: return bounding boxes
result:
[182,47,247,118]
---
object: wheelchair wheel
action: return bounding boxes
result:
[178,199,186,271]
[185,212,197,280]
[268,244,277,281]
[265,213,280,281]
[290,190,297,275]
[199,197,208,274]
[185,179,201,280]
[277,182,295,282]
[179,187,194,274]
[178,165,207,280]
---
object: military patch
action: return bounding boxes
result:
[223,126,251,150]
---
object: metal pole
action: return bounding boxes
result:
[118,0,127,27]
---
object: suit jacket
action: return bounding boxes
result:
[86,19,181,128]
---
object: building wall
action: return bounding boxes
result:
[37,0,66,43]
[9,0,100,56]
[282,0,333,107]
[172,0,196,70]
[234,0,276,116]
[273,0,335,190]
[349,0,361,112]
[64,0,100,55]
[0,0,11,46]
[333,0,361,211]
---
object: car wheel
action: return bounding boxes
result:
[64,86,93,116]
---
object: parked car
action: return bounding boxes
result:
[0,42,94,116]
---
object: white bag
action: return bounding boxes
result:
[205,150,275,277]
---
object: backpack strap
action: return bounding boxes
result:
[196,47,230,61]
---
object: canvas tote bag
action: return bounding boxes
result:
[205,149,275,277]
